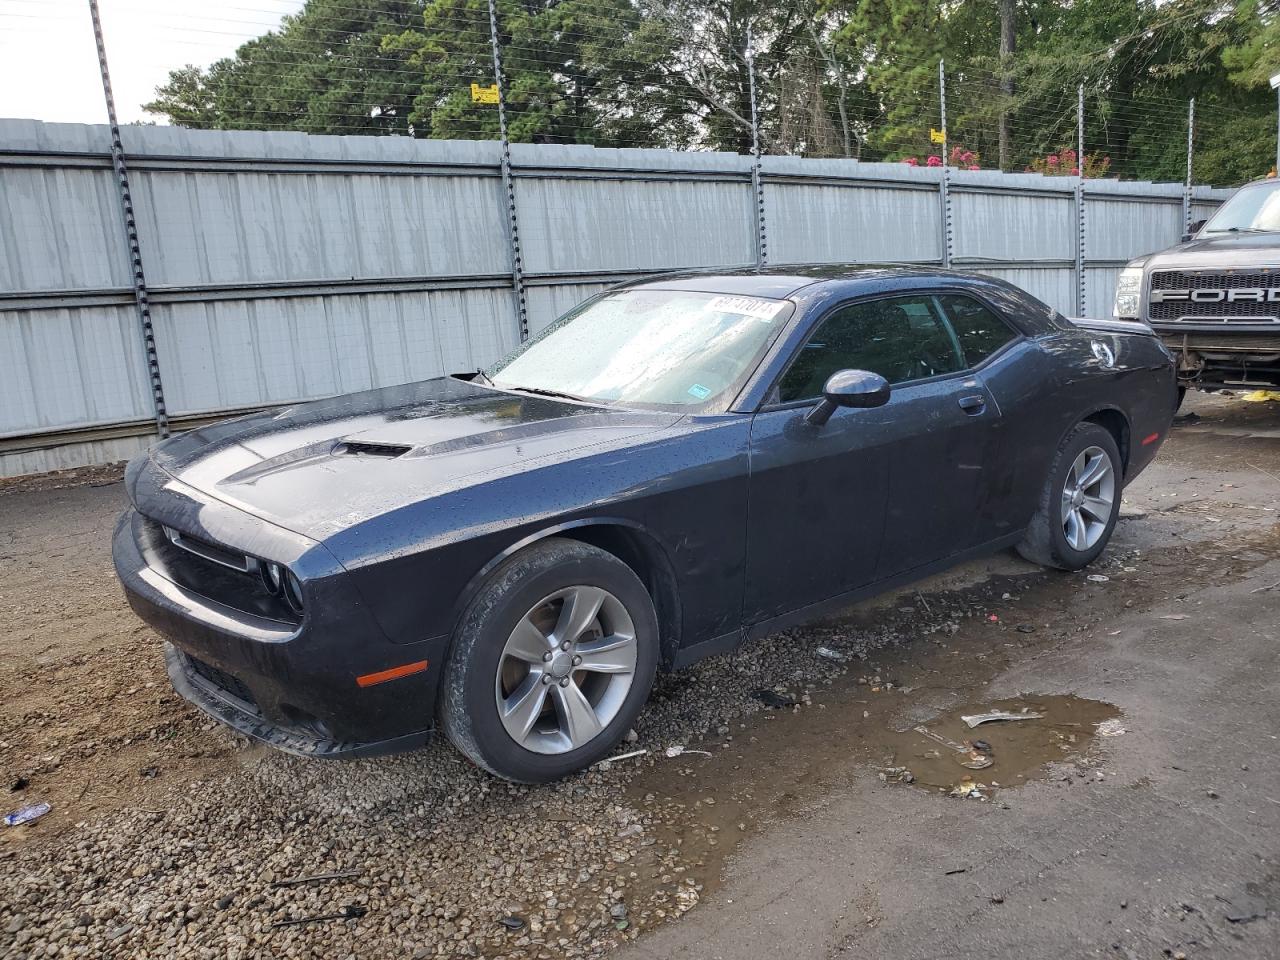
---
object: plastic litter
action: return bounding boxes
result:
[499,916,526,931]
[754,689,798,708]
[960,710,1044,729]
[664,745,712,759]
[271,870,361,889]
[597,749,647,766]
[949,778,987,799]
[1096,718,1127,737]
[815,646,848,662]
[4,802,50,827]
[1086,574,1109,583]
[913,725,993,770]
[270,904,367,929]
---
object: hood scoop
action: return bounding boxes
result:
[336,441,413,458]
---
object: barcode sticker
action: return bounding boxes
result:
[705,295,786,322]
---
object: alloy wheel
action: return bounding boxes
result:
[1060,444,1115,552]
[494,585,637,755]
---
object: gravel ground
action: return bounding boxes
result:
[2,392,1278,959]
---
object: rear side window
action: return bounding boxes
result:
[937,294,1018,367]
[777,295,963,402]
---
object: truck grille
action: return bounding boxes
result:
[1149,269,1280,324]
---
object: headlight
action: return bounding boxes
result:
[1114,266,1143,320]
[260,561,305,616]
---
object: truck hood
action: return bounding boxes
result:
[1144,233,1280,270]
[149,377,681,540]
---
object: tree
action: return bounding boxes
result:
[144,0,425,135]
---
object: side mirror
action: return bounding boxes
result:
[1181,219,1206,243]
[805,369,891,426]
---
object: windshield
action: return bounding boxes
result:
[1202,180,1280,234]
[486,289,791,409]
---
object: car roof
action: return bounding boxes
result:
[623,264,971,299]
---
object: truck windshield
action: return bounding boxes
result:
[486,289,791,409]
[1201,180,1280,235]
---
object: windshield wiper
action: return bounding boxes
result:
[1221,226,1275,234]
[499,384,601,405]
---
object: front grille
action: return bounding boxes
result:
[1158,332,1280,354]
[1149,269,1280,324]
[187,655,258,708]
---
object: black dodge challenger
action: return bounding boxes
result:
[113,266,1176,782]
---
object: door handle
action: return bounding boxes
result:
[958,394,986,413]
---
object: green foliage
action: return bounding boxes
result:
[141,0,1278,184]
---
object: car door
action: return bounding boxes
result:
[742,293,1003,624]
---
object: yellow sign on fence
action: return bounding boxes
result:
[470,83,499,104]
[929,128,946,144]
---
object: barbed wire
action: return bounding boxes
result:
[0,0,1269,183]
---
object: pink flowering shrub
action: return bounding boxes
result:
[901,143,981,171]
[1027,147,1111,178]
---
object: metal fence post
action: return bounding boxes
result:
[1074,83,1087,317]
[487,0,529,342]
[938,59,953,269]
[88,0,168,439]
[1184,98,1196,234]
[746,28,768,267]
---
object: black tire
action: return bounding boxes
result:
[1016,422,1123,571]
[440,537,659,783]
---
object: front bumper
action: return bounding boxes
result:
[112,469,447,758]
[1152,327,1280,390]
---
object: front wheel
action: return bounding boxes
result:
[440,538,658,783]
[1016,422,1122,571]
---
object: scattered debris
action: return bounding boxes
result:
[1087,574,1110,583]
[815,646,848,662]
[9,777,28,792]
[271,869,361,889]
[623,728,639,743]
[138,766,159,779]
[1221,894,1267,924]
[664,745,712,759]
[754,689,798,709]
[949,778,987,799]
[972,739,992,753]
[499,915,526,931]
[1159,614,1189,621]
[1016,624,1036,634]
[609,902,628,920]
[4,802,51,827]
[913,725,993,770]
[1096,718,1127,737]
[944,867,968,876]
[597,749,647,766]
[960,709,1044,729]
[879,766,915,784]
[270,904,368,929]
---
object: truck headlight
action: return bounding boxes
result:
[1114,267,1143,320]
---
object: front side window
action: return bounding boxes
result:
[778,295,962,402]
[486,289,790,408]
[937,294,1018,367]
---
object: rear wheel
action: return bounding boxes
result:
[440,538,658,783]
[1017,422,1122,571]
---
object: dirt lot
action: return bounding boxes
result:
[1,393,1278,960]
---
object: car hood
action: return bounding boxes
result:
[1145,233,1280,270]
[149,377,681,540]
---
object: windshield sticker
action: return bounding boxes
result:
[687,383,712,400]
[705,295,786,322]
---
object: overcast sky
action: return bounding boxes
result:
[0,0,304,124]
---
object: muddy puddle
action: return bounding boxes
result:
[609,565,1148,933]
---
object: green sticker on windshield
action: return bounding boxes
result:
[687,383,712,400]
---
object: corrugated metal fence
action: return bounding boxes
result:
[0,119,1231,477]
